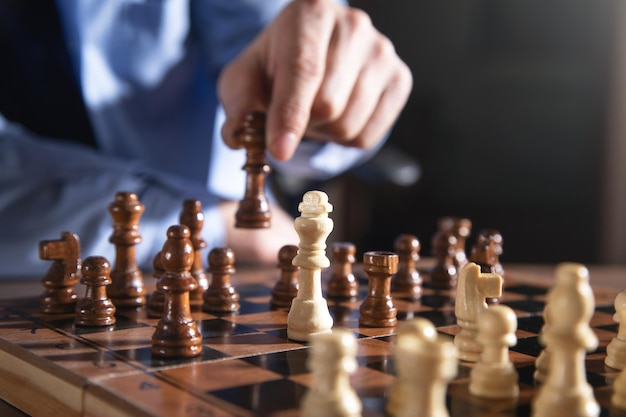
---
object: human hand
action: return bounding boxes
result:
[218,0,413,161]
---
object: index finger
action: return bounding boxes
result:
[265,0,337,161]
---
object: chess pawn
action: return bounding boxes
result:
[39,231,80,314]
[386,318,458,417]
[287,191,334,341]
[203,248,240,314]
[454,262,502,362]
[391,234,422,300]
[359,251,398,327]
[605,290,626,370]
[327,242,359,300]
[108,191,146,307]
[469,305,519,399]
[439,217,471,270]
[430,230,458,289]
[179,199,209,308]
[301,329,362,417]
[531,263,599,417]
[534,303,551,383]
[470,230,503,304]
[270,245,299,309]
[612,365,626,411]
[75,256,116,327]
[151,225,203,358]
[235,111,271,228]
[147,251,167,318]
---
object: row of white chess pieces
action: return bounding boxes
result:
[301,262,626,417]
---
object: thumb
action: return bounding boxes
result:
[217,44,268,150]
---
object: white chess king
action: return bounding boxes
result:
[287,190,334,341]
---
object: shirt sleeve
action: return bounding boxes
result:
[0,114,225,278]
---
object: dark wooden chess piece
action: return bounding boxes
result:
[39,231,80,314]
[235,111,271,228]
[179,199,209,308]
[151,225,203,358]
[439,217,471,270]
[203,248,240,313]
[359,251,398,327]
[391,234,422,300]
[108,191,146,307]
[430,230,458,289]
[147,251,166,318]
[270,245,299,309]
[75,256,116,327]
[327,242,359,300]
[470,229,504,304]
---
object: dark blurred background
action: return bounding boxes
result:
[322,0,626,265]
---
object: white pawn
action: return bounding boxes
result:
[287,191,334,341]
[454,262,503,361]
[534,303,551,383]
[469,305,519,399]
[605,290,626,370]
[301,328,362,417]
[612,360,626,410]
[531,263,599,417]
[386,318,457,417]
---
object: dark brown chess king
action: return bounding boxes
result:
[235,111,271,228]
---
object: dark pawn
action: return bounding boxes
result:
[179,199,209,308]
[391,234,422,300]
[359,251,398,328]
[327,242,359,300]
[39,231,80,314]
[470,229,504,304]
[439,217,471,270]
[147,251,166,318]
[108,191,146,307]
[75,256,116,327]
[270,245,299,309]
[235,111,271,228]
[203,248,240,313]
[151,225,203,358]
[430,230,458,289]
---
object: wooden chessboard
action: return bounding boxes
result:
[0,262,623,417]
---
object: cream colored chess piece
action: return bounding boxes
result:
[454,262,502,361]
[287,191,334,341]
[301,328,362,417]
[605,290,626,370]
[534,303,551,383]
[612,359,626,410]
[531,263,599,417]
[386,318,457,417]
[469,305,519,399]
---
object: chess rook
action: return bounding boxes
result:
[454,262,502,362]
[203,247,240,314]
[108,192,146,307]
[287,191,334,341]
[179,199,209,308]
[359,251,398,328]
[386,318,457,417]
[532,263,599,417]
[151,225,203,358]
[235,111,271,228]
[469,305,519,399]
[38,231,80,314]
[301,329,362,417]
[327,242,359,300]
[75,256,116,327]
[270,245,299,309]
[391,234,422,300]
